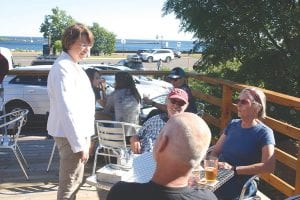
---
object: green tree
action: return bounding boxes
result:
[163,0,300,97]
[89,23,116,55]
[54,40,62,53]
[40,7,75,53]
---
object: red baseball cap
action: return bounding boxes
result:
[168,88,188,104]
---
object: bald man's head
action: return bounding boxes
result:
[154,112,211,168]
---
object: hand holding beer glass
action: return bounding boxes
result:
[204,156,218,182]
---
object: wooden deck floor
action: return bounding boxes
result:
[0,136,106,200]
[0,135,273,200]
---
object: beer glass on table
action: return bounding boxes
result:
[204,156,218,182]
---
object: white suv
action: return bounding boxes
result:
[140,49,174,63]
[0,65,51,125]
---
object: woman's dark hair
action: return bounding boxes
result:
[85,68,98,84]
[115,71,141,103]
[62,23,94,52]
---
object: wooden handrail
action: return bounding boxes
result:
[6,68,300,196]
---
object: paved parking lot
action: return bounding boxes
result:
[12,52,201,70]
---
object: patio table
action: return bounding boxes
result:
[86,168,233,192]
[86,152,234,192]
[191,168,234,192]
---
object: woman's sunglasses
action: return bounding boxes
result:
[170,98,186,106]
[235,99,250,105]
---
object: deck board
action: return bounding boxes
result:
[0,136,102,200]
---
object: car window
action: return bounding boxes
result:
[137,49,149,54]
[31,60,55,66]
[101,75,115,84]
[127,61,143,69]
[137,76,152,81]
[10,75,48,86]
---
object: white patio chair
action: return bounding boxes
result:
[46,141,56,172]
[284,194,300,200]
[239,175,260,200]
[196,101,205,117]
[92,120,141,175]
[0,109,29,179]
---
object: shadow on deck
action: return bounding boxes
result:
[0,136,107,200]
[0,135,289,200]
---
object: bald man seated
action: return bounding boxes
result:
[107,113,217,200]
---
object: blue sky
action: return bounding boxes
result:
[0,0,194,40]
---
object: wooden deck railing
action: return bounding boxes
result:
[7,69,300,196]
[187,72,300,197]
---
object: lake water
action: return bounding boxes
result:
[0,36,199,52]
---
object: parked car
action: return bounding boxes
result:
[0,65,51,128]
[81,63,172,97]
[139,94,167,124]
[116,59,144,70]
[137,49,151,55]
[31,55,57,66]
[140,49,175,63]
[82,63,132,71]
[82,63,172,90]
[0,64,171,128]
[163,48,182,58]
[127,49,152,61]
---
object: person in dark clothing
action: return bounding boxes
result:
[144,67,198,115]
[85,68,106,107]
[167,67,197,113]
[107,112,217,200]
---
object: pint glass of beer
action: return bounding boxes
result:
[204,156,218,182]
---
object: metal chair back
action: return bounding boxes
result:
[284,194,300,200]
[239,175,260,200]
[0,109,29,179]
[92,120,141,175]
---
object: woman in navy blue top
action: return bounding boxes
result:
[211,88,275,200]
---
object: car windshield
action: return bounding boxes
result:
[101,75,115,84]
[101,75,141,86]
[137,75,152,82]
[147,50,155,53]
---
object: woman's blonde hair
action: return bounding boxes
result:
[241,87,267,118]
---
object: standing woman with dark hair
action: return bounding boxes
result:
[104,71,141,126]
[85,68,106,107]
[47,23,95,200]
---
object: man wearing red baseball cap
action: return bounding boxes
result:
[130,88,188,154]
[144,67,197,115]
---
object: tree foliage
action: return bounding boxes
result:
[89,23,116,55]
[40,7,75,49]
[54,40,62,53]
[40,8,116,55]
[163,0,300,97]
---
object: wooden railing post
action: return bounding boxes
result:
[295,148,300,194]
[220,85,233,131]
